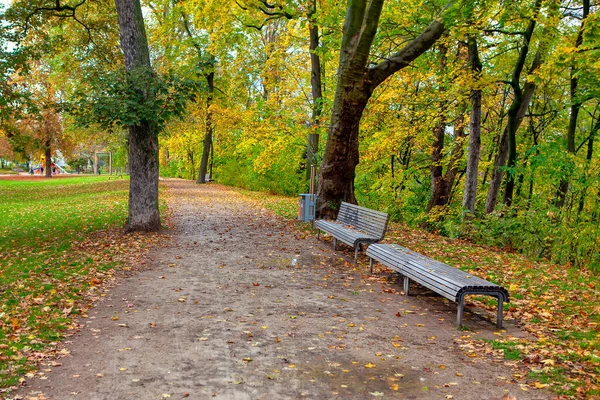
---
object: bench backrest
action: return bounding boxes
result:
[336,202,389,239]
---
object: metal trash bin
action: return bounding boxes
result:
[298,194,316,221]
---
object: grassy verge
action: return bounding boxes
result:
[235,188,599,398]
[0,176,162,391]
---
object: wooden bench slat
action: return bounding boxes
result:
[373,246,502,291]
[368,245,494,291]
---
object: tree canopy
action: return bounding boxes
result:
[1,0,599,265]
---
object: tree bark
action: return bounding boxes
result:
[462,34,482,215]
[115,0,161,232]
[316,0,448,217]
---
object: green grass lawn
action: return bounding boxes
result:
[0,176,133,389]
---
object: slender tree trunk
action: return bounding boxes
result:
[462,34,482,214]
[579,117,600,214]
[44,142,52,178]
[503,1,541,207]
[306,1,323,181]
[115,0,160,232]
[428,113,466,211]
[428,118,446,211]
[444,116,467,195]
[309,0,323,123]
[485,2,542,212]
[427,43,448,212]
[180,12,216,185]
[485,74,539,212]
[197,71,214,184]
[557,0,589,207]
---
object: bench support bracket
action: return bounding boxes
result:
[458,292,504,329]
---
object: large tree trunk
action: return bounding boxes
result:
[317,90,368,217]
[197,71,214,184]
[462,35,482,215]
[115,0,161,232]
[316,0,447,217]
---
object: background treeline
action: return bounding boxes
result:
[1,0,599,270]
[155,0,600,271]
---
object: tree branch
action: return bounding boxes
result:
[367,17,446,90]
[23,0,93,42]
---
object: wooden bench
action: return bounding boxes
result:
[366,243,509,328]
[315,202,389,262]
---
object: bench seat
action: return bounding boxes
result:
[315,202,389,262]
[366,243,509,328]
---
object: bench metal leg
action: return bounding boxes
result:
[457,294,465,327]
[403,277,410,296]
[317,230,320,240]
[333,238,337,250]
[354,246,359,263]
[497,297,504,329]
[369,258,373,273]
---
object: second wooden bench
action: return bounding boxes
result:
[366,243,509,328]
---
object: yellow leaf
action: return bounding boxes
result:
[364,363,376,368]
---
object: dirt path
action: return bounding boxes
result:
[12,180,550,400]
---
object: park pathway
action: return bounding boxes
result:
[13,180,550,400]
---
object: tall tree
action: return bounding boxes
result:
[556,0,590,208]
[484,0,543,213]
[115,0,161,231]
[462,33,482,215]
[316,0,450,216]
[502,0,542,208]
